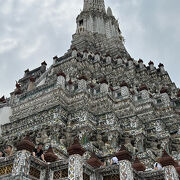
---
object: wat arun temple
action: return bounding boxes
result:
[0,0,180,179]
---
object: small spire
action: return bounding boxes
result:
[44,146,58,162]
[67,137,86,156]
[133,157,146,171]
[16,134,35,153]
[86,153,102,168]
[115,145,132,161]
[158,150,176,167]
[107,7,113,16]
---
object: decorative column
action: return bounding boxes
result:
[106,54,111,64]
[95,52,100,61]
[72,47,78,57]
[13,135,35,177]
[159,63,165,73]
[138,59,144,69]
[139,84,149,100]
[57,71,66,89]
[128,58,134,68]
[160,87,170,106]
[149,61,155,71]
[67,138,86,180]
[78,75,88,91]
[12,150,31,177]
[120,81,129,97]
[44,146,58,180]
[27,76,35,91]
[116,56,123,65]
[53,56,58,64]
[99,78,109,94]
[158,150,179,180]
[87,153,103,180]
[116,145,134,180]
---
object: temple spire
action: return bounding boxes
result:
[83,0,105,12]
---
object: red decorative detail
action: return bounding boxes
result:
[16,135,35,153]
[44,146,58,162]
[41,61,47,66]
[24,69,29,73]
[177,90,180,97]
[116,56,122,59]
[109,85,115,91]
[87,153,102,168]
[78,75,88,81]
[57,71,66,78]
[67,137,86,156]
[138,59,143,63]
[15,82,22,95]
[133,157,146,171]
[89,83,95,89]
[99,78,108,84]
[139,84,148,91]
[68,79,73,85]
[30,76,35,82]
[128,58,133,61]
[160,87,168,94]
[0,96,6,103]
[148,61,154,65]
[120,81,128,87]
[158,150,175,167]
[16,82,21,88]
[53,56,58,60]
[115,145,132,161]
[95,52,100,55]
[158,63,164,68]
[130,90,135,95]
[106,53,111,57]
[72,47,77,51]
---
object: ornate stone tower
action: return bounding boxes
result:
[69,0,129,58]
[0,0,179,180]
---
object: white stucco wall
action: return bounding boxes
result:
[0,106,12,135]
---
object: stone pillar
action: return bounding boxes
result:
[116,145,134,180]
[57,73,66,89]
[160,88,170,105]
[83,50,88,59]
[120,81,129,97]
[53,56,58,64]
[95,53,100,61]
[106,54,111,64]
[67,138,86,180]
[100,83,109,94]
[159,63,165,73]
[78,78,87,91]
[72,48,77,57]
[116,56,123,65]
[12,150,31,177]
[149,61,154,71]
[27,77,35,92]
[68,154,83,180]
[128,58,133,68]
[158,150,179,180]
[138,59,144,69]
[164,165,179,180]
[119,160,134,180]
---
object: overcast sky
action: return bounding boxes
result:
[0,0,180,97]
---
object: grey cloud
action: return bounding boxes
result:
[0,0,179,97]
